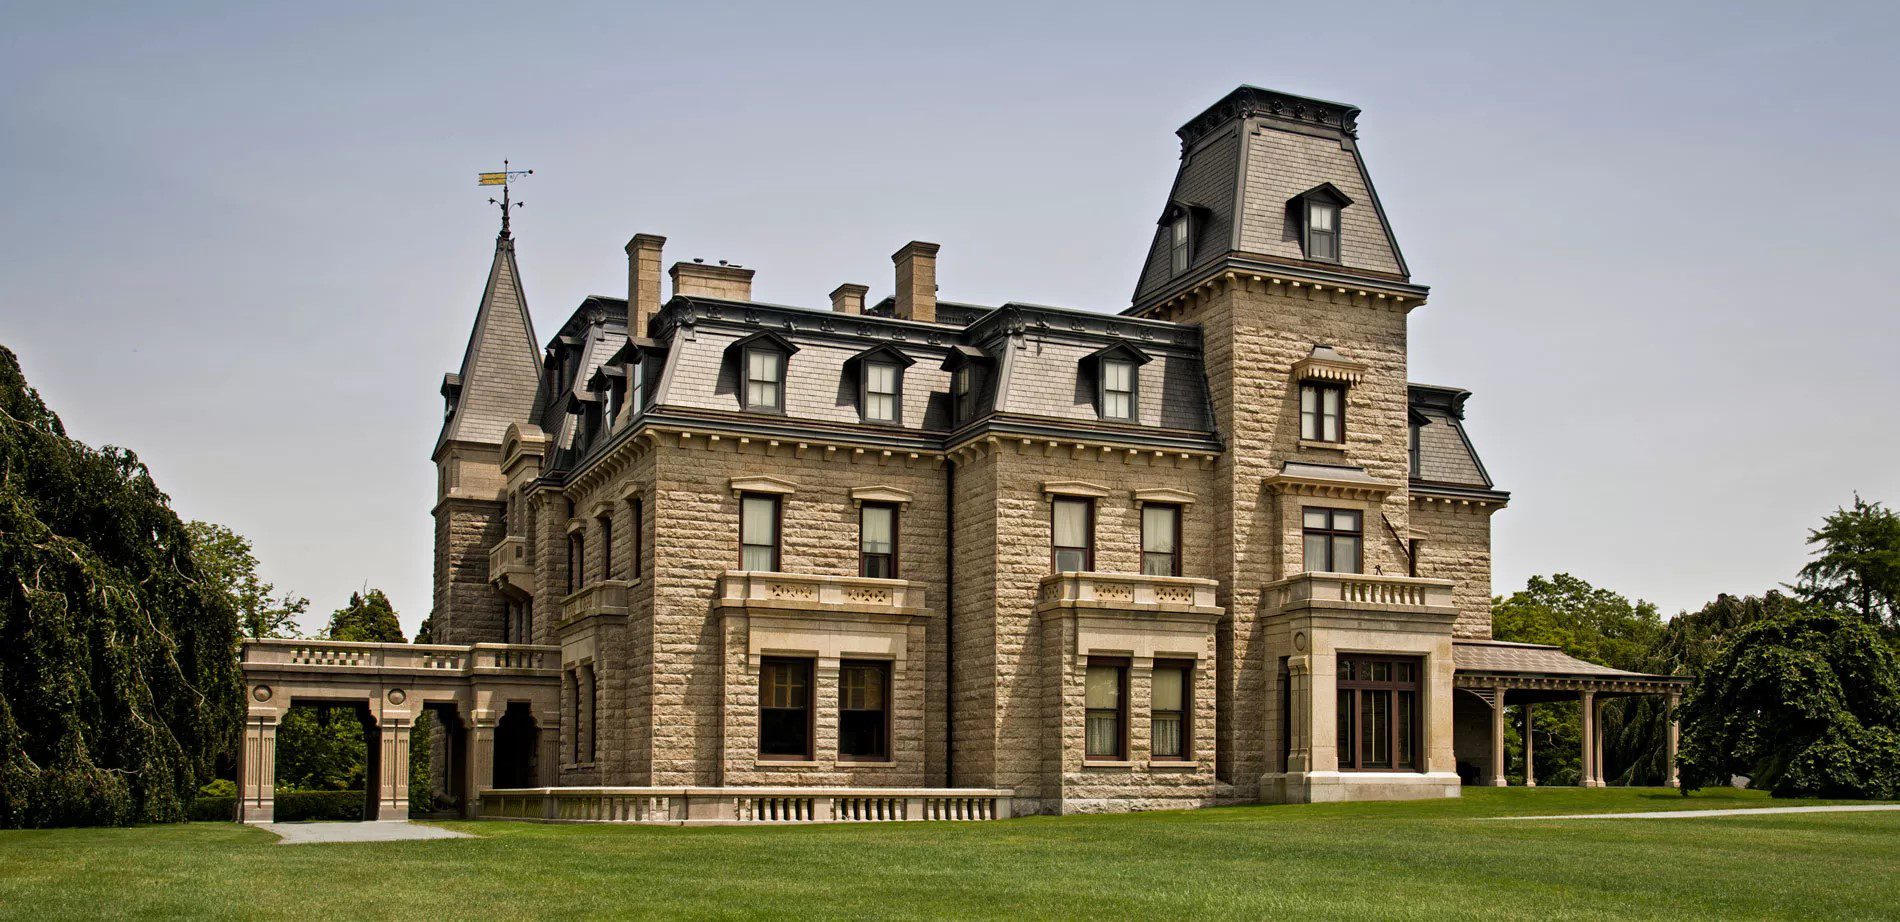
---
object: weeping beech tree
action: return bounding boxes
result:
[0,346,241,826]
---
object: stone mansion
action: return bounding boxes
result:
[234,86,1687,823]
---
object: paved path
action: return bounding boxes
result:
[1498,804,1900,820]
[256,820,475,844]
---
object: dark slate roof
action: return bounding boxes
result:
[1408,383,1497,492]
[436,235,543,453]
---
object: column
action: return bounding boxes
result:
[1489,688,1508,787]
[464,711,497,818]
[1285,655,1312,774]
[237,713,279,823]
[1521,702,1536,788]
[1665,691,1681,789]
[1579,690,1600,788]
[371,717,412,821]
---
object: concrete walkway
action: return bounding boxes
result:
[256,820,475,844]
[1498,804,1900,820]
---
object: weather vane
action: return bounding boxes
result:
[477,160,533,237]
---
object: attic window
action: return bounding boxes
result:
[1082,342,1151,424]
[727,331,799,414]
[1170,213,1191,275]
[942,345,991,425]
[845,344,914,426]
[1291,184,1353,264]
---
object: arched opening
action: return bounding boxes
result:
[274,699,376,821]
[493,700,540,788]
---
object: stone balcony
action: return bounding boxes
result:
[560,579,630,628]
[1261,571,1458,619]
[1035,571,1221,615]
[717,571,928,618]
[240,638,560,678]
[488,535,532,598]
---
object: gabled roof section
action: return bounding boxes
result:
[1083,340,1153,367]
[725,329,800,358]
[437,235,543,451]
[1292,181,1354,207]
[845,342,916,372]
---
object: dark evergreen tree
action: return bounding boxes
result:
[327,590,402,643]
[0,346,241,826]
[1795,495,1900,630]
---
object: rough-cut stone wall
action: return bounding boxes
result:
[1411,501,1497,638]
[950,447,1000,788]
[432,498,506,645]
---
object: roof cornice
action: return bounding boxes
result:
[1178,86,1360,148]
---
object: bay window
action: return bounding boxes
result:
[1302,507,1361,574]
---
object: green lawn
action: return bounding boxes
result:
[1,788,1895,920]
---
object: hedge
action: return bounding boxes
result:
[188,791,367,823]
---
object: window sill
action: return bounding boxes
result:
[754,758,821,768]
[838,759,897,767]
[1298,439,1347,452]
[1082,760,1138,769]
[1148,760,1201,770]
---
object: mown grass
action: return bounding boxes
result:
[0,788,1894,920]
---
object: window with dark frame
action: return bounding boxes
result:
[1335,655,1420,771]
[1305,199,1339,262]
[628,355,645,415]
[567,531,585,593]
[1141,503,1182,577]
[1051,497,1094,573]
[744,347,786,412]
[859,503,897,579]
[863,362,899,424]
[597,515,614,581]
[1100,359,1136,421]
[1084,659,1127,760]
[758,657,813,760]
[953,366,979,423]
[1409,421,1421,477]
[1302,507,1362,574]
[1300,382,1346,442]
[739,493,781,571]
[629,496,644,579]
[1169,213,1190,275]
[838,660,890,760]
[1151,661,1190,760]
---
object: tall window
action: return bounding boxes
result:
[1300,382,1345,442]
[1305,200,1339,262]
[740,494,780,571]
[860,503,897,579]
[580,663,597,763]
[566,531,586,593]
[839,660,890,760]
[629,496,644,579]
[1151,662,1190,760]
[1101,359,1135,422]
[597,515,614,581]
[744,347,785,412]
[1169,213,1190,275]
[1141,504,1181,577]
[1085,659,1127,760]
[953,366,979,423]
[1051,497,1094,573]
[1302,508,1362,574]
[1409,421,1422,478]
[863,362,899,424]
[758,657,813,760]
[1336,655,1419,771]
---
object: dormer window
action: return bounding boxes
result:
[728,331,798,415]
[846,343,913,426]
[1291,183,1353,264]
[1169,213,1190,275]
[943,345,991,425]
[1082,341,1151,424]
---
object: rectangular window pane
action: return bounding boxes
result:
[1362,691,1389,768]
[759,658,812,758]
[861,506,894,554]
[839,661,888,759]
[1337,689,1354,768]
[1335,510,1361,532]
[1304,534,1327,572]
[1303,508,1329,530]
[1085,665,1121,710]
[1396,690,1416,769]
[1105,392,1130,419]
[741,496,776,546]
[1053,498,1090,571]
[867,392,895,421]
[866,364,897,422]
[1142,505,1177,554]
[1333,535,1360,574]
[1055,548,1087,573]
[1310,203,1334,232]
[1152,667,1184,711]
[1085,662,1124,759]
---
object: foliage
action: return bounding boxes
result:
[0,346,241,827]
[326,590,402,643]
[1677,606,1900,798]
[183,521,308,640]
[1794,495,1900,630]
[275,706,369,792]
[273,790,367,822]
[188,796,234,822]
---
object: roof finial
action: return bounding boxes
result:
[477,159,533,239]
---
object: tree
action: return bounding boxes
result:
[327,589,402,643]
[0,346,241,826]
[183,521,308,639]
[1677,606,1900,798]
[1795,495,1900,630]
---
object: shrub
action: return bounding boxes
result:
[274,790,366,822]
[189,796,236,822]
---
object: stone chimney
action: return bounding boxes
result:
[829,283,869,314]
[625,233,665,335]
[892,241,939,323]
[670,260,755,301]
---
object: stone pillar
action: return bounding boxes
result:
[237,712,279,823]
[1579,690,1603,788]
[1521,702,1536,787]
[465,712,497,818]
[370,716,413,821]
[1665,692,1681,789]
[1285,656,1312,773]
[1489,688,1508,787]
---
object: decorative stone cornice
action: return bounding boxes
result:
[1291,345,1367,387]
[1264,462,1397,501]
[849,485,915,507]
[729,475,797,496]
[1041,480,1111,499]
[1133,487,1197,506]
[1177,86,1360,148]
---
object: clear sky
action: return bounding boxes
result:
[3,1,1896,637]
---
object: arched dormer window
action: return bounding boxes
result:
[844,343,915,426]
[1081,341,1152,423]
[725,330,799,414]
[1291,183,1353,264]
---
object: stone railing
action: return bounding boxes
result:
[487,535,532,596]
[719,572,926,615]
[560,579,629,626]
[1261,572,1456,615]
[478,786,1013,825]
[1036,572,1220,613]
[241,638,559,677]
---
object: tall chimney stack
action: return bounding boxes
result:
[829,282,868,314]
[670,260,755,301]
[625,234,666,336]
[892,241,939,323]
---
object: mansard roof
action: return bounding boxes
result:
[436,235,543,454]
[1408,383,1503,497]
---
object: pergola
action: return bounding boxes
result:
[1453,640,1691,787]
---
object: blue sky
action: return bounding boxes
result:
[3,1,1896,635]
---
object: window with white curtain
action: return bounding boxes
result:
[1051,498,1093,573]
[1085,660,1126,760]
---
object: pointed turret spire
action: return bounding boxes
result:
[436,223,543,453]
